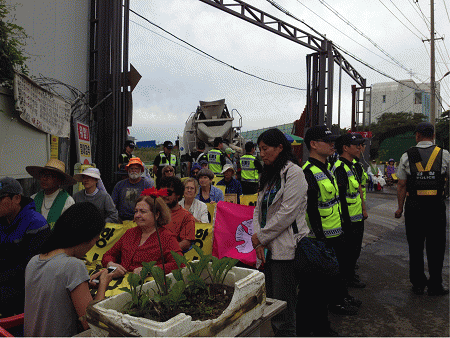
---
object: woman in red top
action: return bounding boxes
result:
[102,195,182,276]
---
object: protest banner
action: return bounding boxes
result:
[212,201,256,267]
[240,194,258,206]
[84,221,213,297]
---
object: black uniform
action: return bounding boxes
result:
[403,145,448,292]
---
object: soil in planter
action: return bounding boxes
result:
[133,284,235,322]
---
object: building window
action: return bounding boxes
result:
[415,92,422,104]
[382,95,386,103]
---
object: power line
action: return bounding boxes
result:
[288,0,408,72]
[444,0,450,24]
[128,8,306,91]
[316,0,424,81]
[378,0,425,40]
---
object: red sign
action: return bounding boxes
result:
[349,131,372,138]
[78,124,90,141]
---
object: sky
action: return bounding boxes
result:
[128,0,450,144]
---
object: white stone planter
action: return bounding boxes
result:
[87,266,266,337]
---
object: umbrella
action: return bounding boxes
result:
[284,133,303,146]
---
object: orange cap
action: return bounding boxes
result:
[125,157,145,171]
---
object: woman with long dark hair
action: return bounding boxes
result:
[251,128,309,337]
[24,202,113,337]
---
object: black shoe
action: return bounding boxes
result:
[428,286,449,296]
[329,301,359,315]
[412,285,425,295]
[344,295,362,307]
[346,277,366,288]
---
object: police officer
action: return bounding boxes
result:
[208,137,226,177]
[239,141,263,195]
[118,140,136,171]
[332,133,368,288]
[352,134,369,203]
[303,126,361,321]
[153,141,178,186]
[395,122,449,296]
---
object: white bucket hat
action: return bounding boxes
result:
[221,164,235,174]
[73,167,101,181]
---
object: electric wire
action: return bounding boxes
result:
[129,7,306,91]
[289,0,407,72]
[378,0,424,40]
[387,0,428,38]
[315,0,424,82]
[444,0,450,24]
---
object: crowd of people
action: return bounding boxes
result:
[0,122,448,337]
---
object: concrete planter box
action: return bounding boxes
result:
[87,266,265,337]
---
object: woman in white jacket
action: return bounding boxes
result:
[251,128,309,337]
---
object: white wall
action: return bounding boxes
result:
[5,0,90,94]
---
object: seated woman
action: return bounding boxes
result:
[385,158,396,185]
[73,168,119,223]
[162,165,175,178]
[195,168,224,203]
[190,163,201,178]
[24,202,113,337]
[179,178,209,223]
[102,195,182,275]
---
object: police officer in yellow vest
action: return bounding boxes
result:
[153,141,178,186]
[303,126,361,321]
[239,141,263,195]
[208,137,226,177]
[352,134,368,202]
[332,133,368,288]
[395,122,449,296]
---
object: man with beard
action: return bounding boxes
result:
[159,176,195,252]
[111,157,153,221]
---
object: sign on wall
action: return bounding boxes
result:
[74,121,92,164]
[13,73,71,137]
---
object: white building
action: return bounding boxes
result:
[367,80,441,122]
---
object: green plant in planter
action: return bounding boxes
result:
[120,245,238,321]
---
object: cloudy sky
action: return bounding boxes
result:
[128,0,450,143]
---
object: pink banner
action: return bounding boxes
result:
[212,201,256,267]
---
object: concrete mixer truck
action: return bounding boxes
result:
[179,99,245,176]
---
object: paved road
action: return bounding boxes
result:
[329,188,450,337]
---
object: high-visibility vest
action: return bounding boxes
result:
[158,152,177,168]
[208,149,223,176]
[240,155,259,182]
[406,145,445,197]
[303,161,343,238]
[353,159,368,201]
[331,159,363,222]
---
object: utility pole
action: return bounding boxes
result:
[430,0,436,128]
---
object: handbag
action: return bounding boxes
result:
[295,237,340,278]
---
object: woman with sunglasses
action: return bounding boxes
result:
[101,193,182,277]
[161,165,175,178]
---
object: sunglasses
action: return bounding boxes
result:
[164,169,174,173]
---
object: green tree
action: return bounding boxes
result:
[0,1,28,89]
[368,112,427,159]
[436,110,449,151]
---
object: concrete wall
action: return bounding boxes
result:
[5,0,90,95]
[369,80,442,122]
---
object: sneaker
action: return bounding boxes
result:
[428,286,449,296]
[412,285,425,295]
[329,301,359,315]
[346,277,366,288]
[344,295,362,307]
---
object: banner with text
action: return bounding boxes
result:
[13,73,71,137]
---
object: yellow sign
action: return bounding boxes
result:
[84,220,214,297]
[240,194,258,206]
[50,135,59,159]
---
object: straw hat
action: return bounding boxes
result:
[73,167,101,182]
[26,159,77,186]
